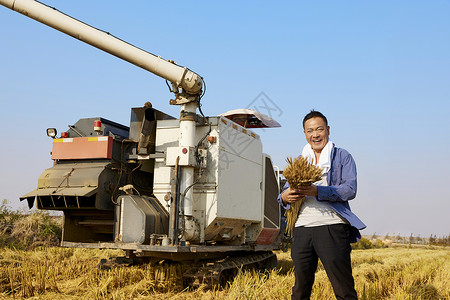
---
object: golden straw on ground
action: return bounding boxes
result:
[283,156,322,237]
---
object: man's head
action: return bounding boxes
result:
[302,110,328,129]
[303,110,330,154]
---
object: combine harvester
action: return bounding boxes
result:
[1,0,283,286]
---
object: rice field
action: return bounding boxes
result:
[0,246,448,299]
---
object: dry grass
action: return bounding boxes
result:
[0,201,62,250]
[0,246,448,299]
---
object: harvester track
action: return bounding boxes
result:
[182,251,277,288]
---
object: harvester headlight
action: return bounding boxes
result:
[46,128,57,139]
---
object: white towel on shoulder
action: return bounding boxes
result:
[301,141,334,174]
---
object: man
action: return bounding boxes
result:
[278,110,366,300]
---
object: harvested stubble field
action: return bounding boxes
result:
[0,246,448,299]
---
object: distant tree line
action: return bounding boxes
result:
[353,233,450,249]
[428,234,450,247]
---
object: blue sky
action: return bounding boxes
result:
[1,1,449,237]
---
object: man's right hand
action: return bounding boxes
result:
[281,188,305,205]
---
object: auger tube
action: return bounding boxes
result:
[0,0,203,96]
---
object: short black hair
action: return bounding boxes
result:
[302,110,328,129]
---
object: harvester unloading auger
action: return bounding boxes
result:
[1,0,283,287]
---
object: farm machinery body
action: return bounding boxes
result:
[1,0,282,286]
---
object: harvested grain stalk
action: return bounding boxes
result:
[283,156,323,237]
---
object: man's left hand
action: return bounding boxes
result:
[296,185,318,197]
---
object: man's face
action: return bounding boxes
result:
[304,117,330,153]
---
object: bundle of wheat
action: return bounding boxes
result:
[283,156,323,237]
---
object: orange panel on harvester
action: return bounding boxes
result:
[51,136,113,160]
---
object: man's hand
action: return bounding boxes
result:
[296,185,318,197]
[281,188,305,205]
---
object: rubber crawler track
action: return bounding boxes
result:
[182,251,277,288]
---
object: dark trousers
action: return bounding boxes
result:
[291,224,357,300]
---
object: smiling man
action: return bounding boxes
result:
[278,110,366,300]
